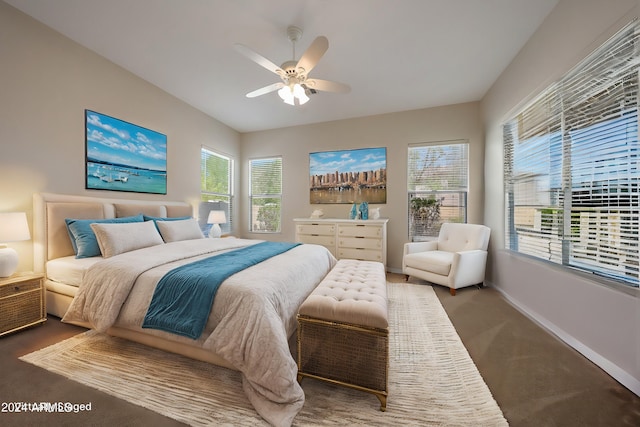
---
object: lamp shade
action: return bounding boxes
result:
[0,212,30,277]
[0,212,30,242]
[207,210,227,225]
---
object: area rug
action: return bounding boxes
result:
[20,282,508,426]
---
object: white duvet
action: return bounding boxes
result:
[62,238,336,427]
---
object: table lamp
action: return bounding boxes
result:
[207,210,227,238]
[0,212,31,277]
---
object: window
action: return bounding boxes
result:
[503,20,639,287]
[408,141,468,241]
[249,156,282,233]
[200,147,233,235]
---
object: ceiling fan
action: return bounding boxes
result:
[234,26,351,105]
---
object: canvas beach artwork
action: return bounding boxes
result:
[85,110,167,194]
[310,147,387,204]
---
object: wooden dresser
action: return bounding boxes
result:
[294,218,388,268]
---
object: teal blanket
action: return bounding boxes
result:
[142,241,300,339]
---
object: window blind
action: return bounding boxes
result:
[504,20,640,287]
[408,141,468,240]
[249,157,282,233]
[200,147,233,234]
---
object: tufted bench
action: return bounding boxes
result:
[297,259,389,411]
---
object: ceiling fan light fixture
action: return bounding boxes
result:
[293,83,309,104]
[278,83,308,106]
[278,85,294,104]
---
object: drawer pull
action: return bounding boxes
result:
[14,286,20,291]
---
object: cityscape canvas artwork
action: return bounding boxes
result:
[85,110,167,194]
[309,147,387,204]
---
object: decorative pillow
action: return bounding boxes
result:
[143,214,191,222]
[65,214,144,258]
[144,215,193,233]
[90,221,164,258]
[156,218,204,242]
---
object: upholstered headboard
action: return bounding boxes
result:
[33,193,193,273]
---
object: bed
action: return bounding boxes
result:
[33,192,337,427]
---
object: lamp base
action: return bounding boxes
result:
[208,224,222,238]
[0,246,19,277]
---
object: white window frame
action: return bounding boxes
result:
[503,20,640,289]
[407,140,469,241]
[200,147,233,236]
[249,156,282,233]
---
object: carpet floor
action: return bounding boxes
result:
[19,282,507,426]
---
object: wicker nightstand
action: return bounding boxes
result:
[0,272,46,336]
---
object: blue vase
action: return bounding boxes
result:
[350,203,358,220]
[359,202,369,220]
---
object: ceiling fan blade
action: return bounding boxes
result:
[234,43,284,76]
[305,79,351,93]
[296,36,328,75]
[246,82,284,98]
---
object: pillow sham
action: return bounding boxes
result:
[90,220,164,258]
[65,214,144,258]
[156,218,204,242]
[144,215,193,233]
[143,215,191,222]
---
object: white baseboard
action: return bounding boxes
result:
[386,266,403,275]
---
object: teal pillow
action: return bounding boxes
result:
[65,214,144,258]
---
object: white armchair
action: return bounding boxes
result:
[403,223,490,295]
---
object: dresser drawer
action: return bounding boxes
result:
[337,247,384,262]
[298,234,335,247]
[296,224,336,236]
[338,236,382,250]
[338,224,383,238]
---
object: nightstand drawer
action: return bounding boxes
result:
[0,274,46,336]
[0,278,40,298]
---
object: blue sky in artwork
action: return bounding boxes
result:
[86,111,167,171]
[310,147,386,176]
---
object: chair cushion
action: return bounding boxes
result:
[437,223,490,253]
[403,250,453,276]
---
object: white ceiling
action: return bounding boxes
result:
[5,0,558,133]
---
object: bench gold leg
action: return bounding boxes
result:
[377,393,387,411]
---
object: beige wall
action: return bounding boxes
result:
[0,2,241,272]
[482,0,640,395]
[240,102,484,272]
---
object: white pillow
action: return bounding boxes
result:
[156,218,204,242]
[90,221,164,258]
